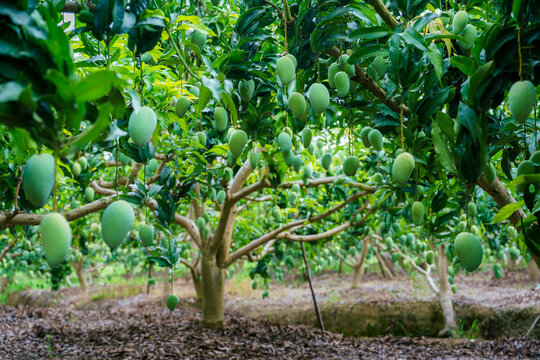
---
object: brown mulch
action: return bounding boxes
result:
[0,303,538,359]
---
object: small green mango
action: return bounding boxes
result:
[327,63,340,89]
[320,153,332,170]
[22,153,55,208]
[139,224,154,247]
[301,128,312,148]
[85,187,95,202]
[40,213,72,268]
[392,152,415,186]
[411,201,424,226]
[176,96,190,117]
[343,156,359,177]
[276,56,295,85]
[166,294,179,311]
[454,232,483,272]
[452,10,468,34]
[308,83,329,115]
[191,30,207,49]
[101,200,135,249]
[128,106,157,147]
[483,164,496,184]
[334,71,350,98]
[368,129,383,151]
[278,132,292,152]
[249,152,259,169]
[239,79,255,102]
[288,92,307,119]
[228,129,248,157]
[508,80,536,123]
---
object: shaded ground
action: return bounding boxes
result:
[0,301,538,359]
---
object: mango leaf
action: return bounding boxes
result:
[427,43,442,80]
[467,61,494,105]
[349,26,389,41]
[197,84,212,114]
[509,174,540,187]
[431,125,457,174]
[435,111,454,141]
[399,27,428,52]
[76,70,126,102]
[450,55,473,76]
[348,45,389,64]
[491,200,524,224]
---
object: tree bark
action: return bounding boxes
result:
[200,252,225,329]
[71,259,87,290]
[190,267,203,308]
[437,246,456,337]
[352,266,363,288]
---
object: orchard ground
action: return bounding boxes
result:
[1,267,538,359]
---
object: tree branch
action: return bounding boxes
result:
[368,0,398,29]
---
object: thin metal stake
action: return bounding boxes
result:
[301,242,325,331]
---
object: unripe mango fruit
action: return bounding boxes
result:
[292,183,300,193]
[217,190,226,204]
[304,164,313,178]
[339,54,355,77]
[228,129,248,156]
[191,30,207,49]
[101,200,135,249]
[40,213,72,268]
[249,152,259,169]
[128,106,157,147]
[457,24,477,50]
[372,56,387,77]
[328,63,340,89]
[452,10,468,34]
[373,172,383,184]
[22,153,55,208]
[166,294,179,311]
[239,79,255,102]
[308,83,329,114]
[271,206,282,222]
[483,164,496,184]
[411,201,424,226]
[454,232,483,272]
[175,96,190,118]
[516,160,535,192]
[392,152,415,186]
[278,132,292,152]
[468,201,477,217]
[292,156,303,172]
[426,250,434,265]
[321,153,332,170]
[343,156,359,177]
[77,156,88,170]
[196,131,206,146]
[283,150,295,167]
[368,129,383,151]
[276,56,295,85]
[72,161,81,177]
[334,71,350,98]
[301,128,312,148]
[360,127,372,147]
[288,92,307,119]
[508,80,536,123]
[139,224,154,247]
[214,107,228,132]
[286,53,297,68]
[85,187,95,202]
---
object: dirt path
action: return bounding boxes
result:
[0,301,538,359]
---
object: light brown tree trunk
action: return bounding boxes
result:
[190,266,203,308]
[352,266,363,288]
[71,259,87,290]
[508,257,520,271]
[528,260,538,282]
[437,246,456,337]
[200,252,225,329]
[162,269,169,306]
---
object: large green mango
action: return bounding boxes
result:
[128,106,157,147]
[228,129,248,156]
[454,232,483,272]
[308,83,329,114]
[22,153,55,208]
[276,56,295,85]
[392,152,415,186]
[101,200,135,249]
[40,213,72,267]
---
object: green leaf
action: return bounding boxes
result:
[0,82,24,102]
[66,103,113,153]
[348,45,389,64]
[431,125,457,174]
[76,70,126,102]
[435,111,454,141]
[427,43,442,80]
[491,200,524,224]
[509,174,540,187]
[197,84,212,114]
[399,27,428,52]
[450,56,473,76]
[349,26,389,41]
[467,61,494,105]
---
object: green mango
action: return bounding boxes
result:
[391,252,402,263]
[334,71,350,98]
[166,294,179,311]
[452,10,468,33]
[22,153,55,208]
[196,131,207,147]
[175,96,190,118]
[327,63,340,89]
[360,127,372,147]
[191,30,207,49]
[516,160,535,192]
[301,128,312,148]
[508,80,536,123]
[467,202,477,218]
[392,152,415,186]
[368,129,383,151]
[320,153,332,170]
[77,156,88,170]
[483,164,496,184]
[286,53,297,68]
[228,129,248,156]
[85,187,95,202]
[141,52,156,65]
[276,56,295,85]
[308,83,329,114]
[289,192,297,206]
[339,54,355,77]
[128,106,157,147]
[71,162,81,177]
[217,190,226,205]
[196,217,206,231]
[249,152,259,169]
[214,107,228,132]
[457,24,477,49]
[278,132,292,152]
[411,201,424,226]
[40,213,72,268]
[372,56,387,77]
[101,200,135,249]
[271,206,282,222]
[139,224,154,247]
[304,164,313,178]
[283,150,295,167]
[454,232,483,272]
[343,156,359,177]
[426,250,434,265]
[288,92,307,119]
[292,156,303,172]
[239,79,255,102]
[291,183,300,193]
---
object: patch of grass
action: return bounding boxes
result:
[0,272,50,304]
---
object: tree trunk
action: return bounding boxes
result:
[352,266,363,288]
[162,269,169,307]
[71,259,87,290]
[190,266,203,308]
[508,256,521,271]
[437,246,456,337]
[528,260,538,282]
[200,252,225,329]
